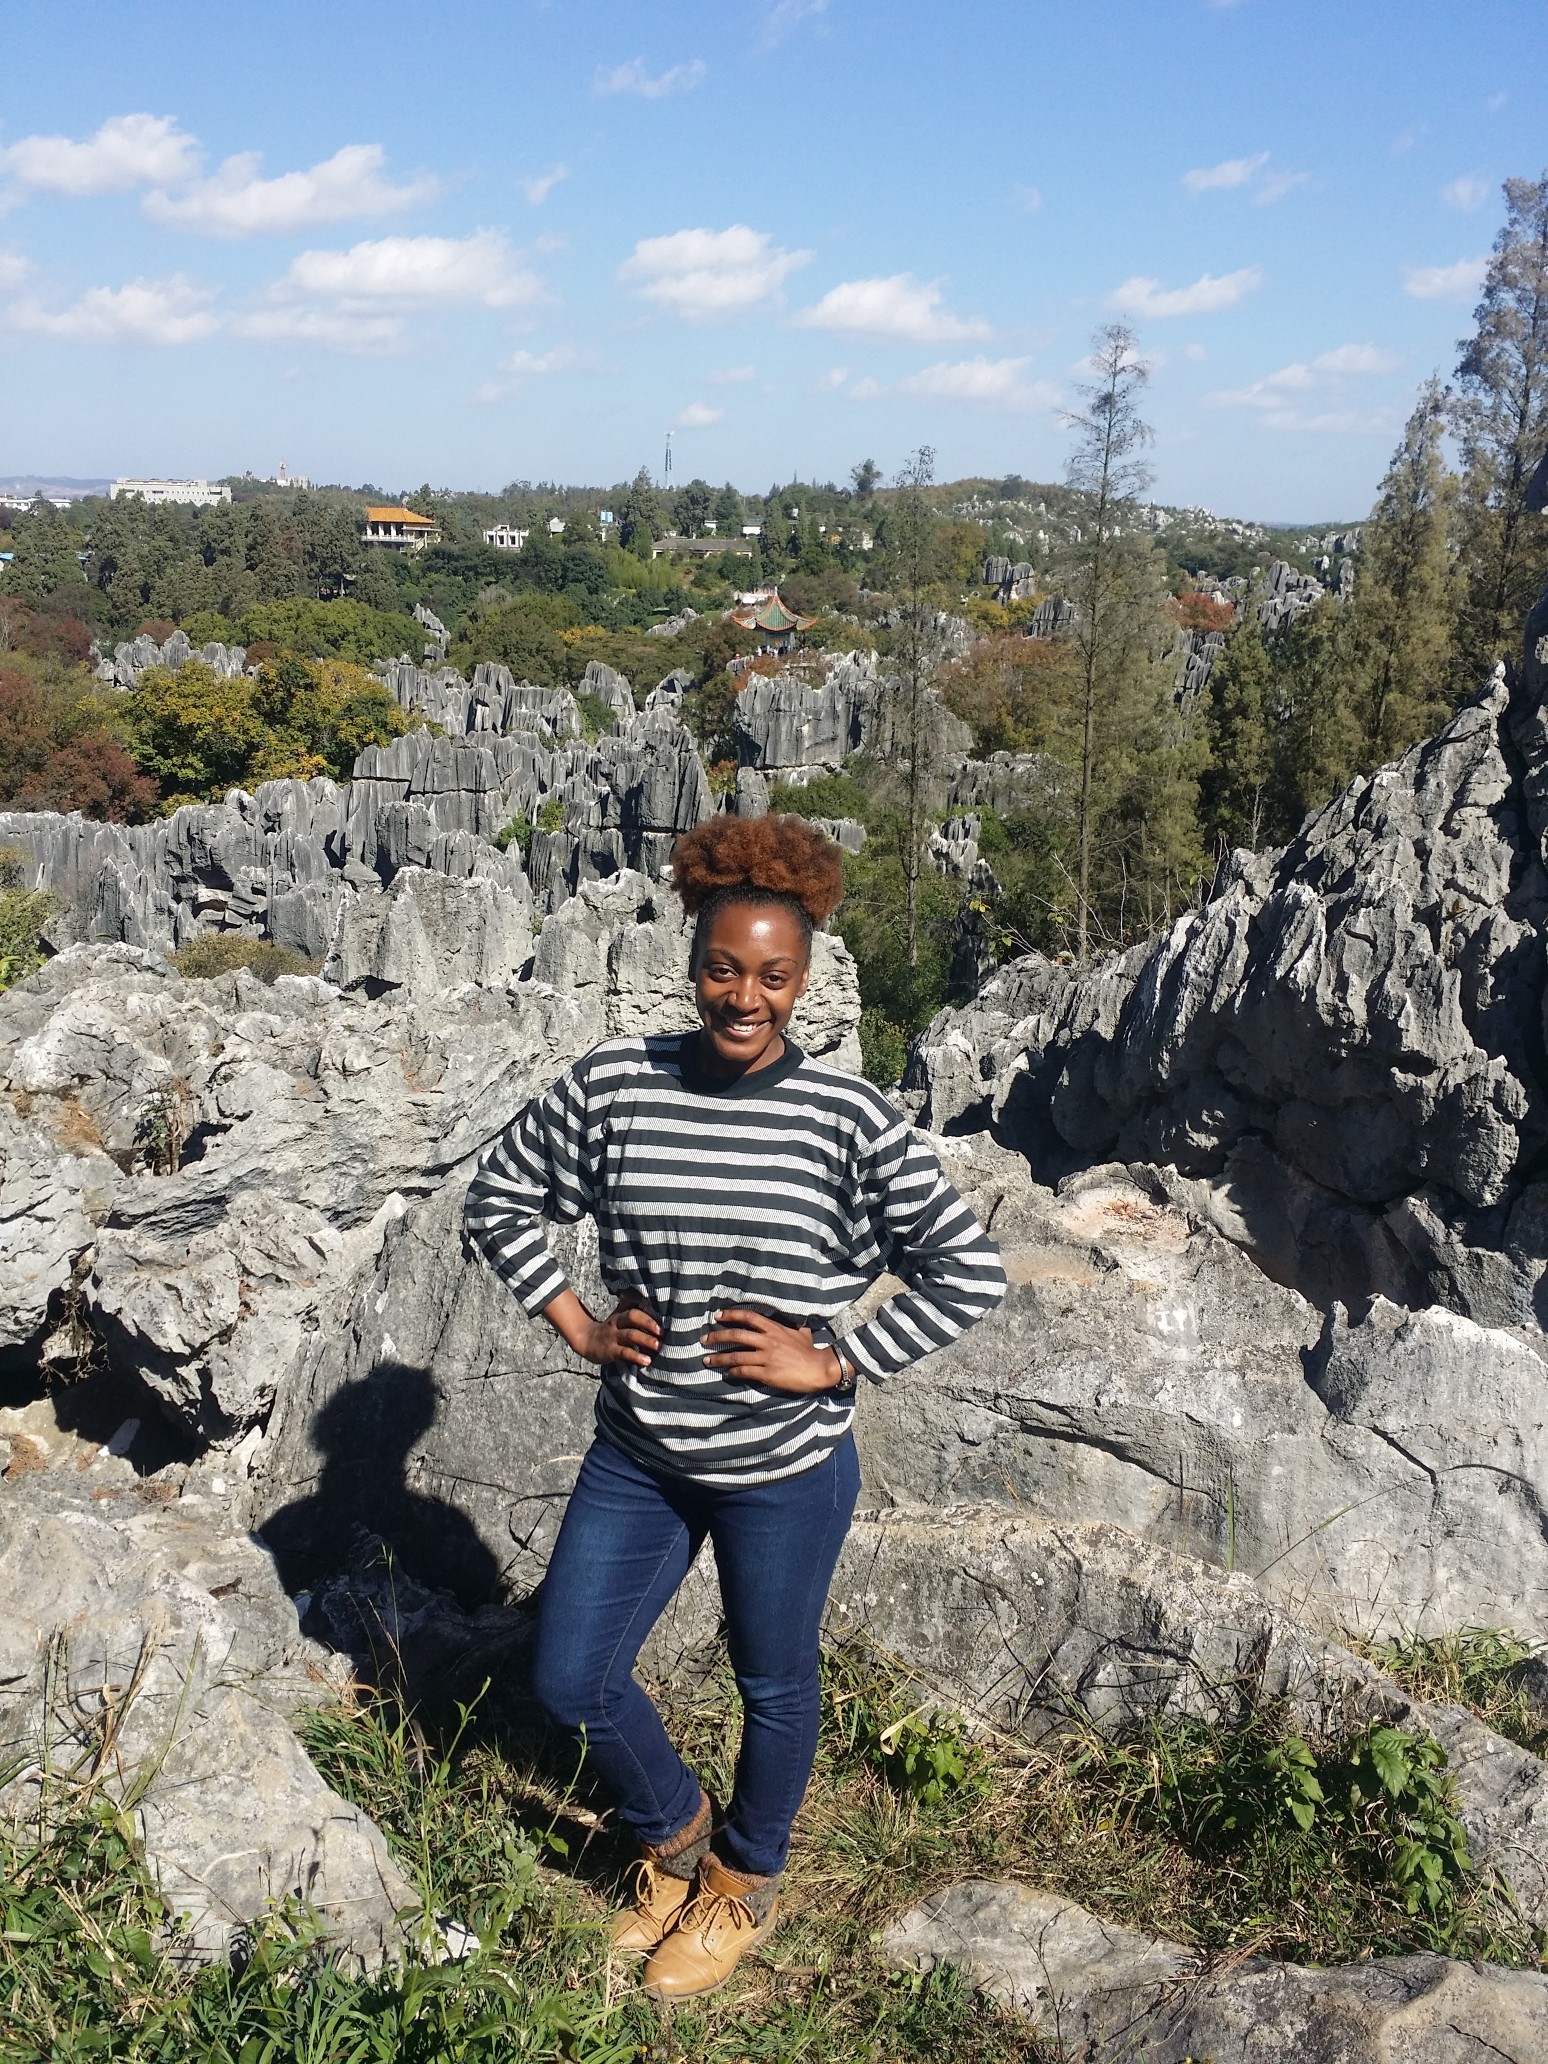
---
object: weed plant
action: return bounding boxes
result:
[2,1641,1540,2062]
[171,934,319,984]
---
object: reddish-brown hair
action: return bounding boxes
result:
[672,813,845,936]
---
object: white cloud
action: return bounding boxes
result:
[677,401,723,427]
[10,274,218,345]
[1106,267,1263,318]
[818,366,850,391]
[758,0,827,49]
[274,230,543,309]
[1012,183,1043,212]
[519,165,569,206]
[143,142,433,236]
[0,113,199,196]
[708,363,757,384]
[848,376,881,401]
[1182,152,1269,194]
[1183,341,1208,362]
[503,346,575,375]
[593,57,707,98]
[0,250,31,292]
[1441,174,1489,212]
[619,224,809,319]
[794,272,988,342]
[1404,256,1487,301]
[1210,342,1401,408]
[1255,170,1309,205]
[235,305,404,353]
[1486,92,1508,112]
[900,355,1059,412]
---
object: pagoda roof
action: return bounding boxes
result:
[730,589,817,634]
[365,505,438,526]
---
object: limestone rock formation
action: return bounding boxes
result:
[94,631,248,690]
[910,660,1548,1321]
[0,1457,417,1966]
[733,648,972,776]
[886,1883,1548,2061]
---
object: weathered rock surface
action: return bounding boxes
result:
[733,649,971,776]
[0,1460,417,1966]
[886,1882,1548,2061]
[910,659,1548,1323]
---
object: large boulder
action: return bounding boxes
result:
[0,1460,417,1967]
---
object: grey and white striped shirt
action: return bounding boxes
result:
[464,1032,1007,1486]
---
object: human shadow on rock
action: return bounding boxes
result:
[256,1360,501,1609]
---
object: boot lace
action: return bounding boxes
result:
[679,1884,758,1944]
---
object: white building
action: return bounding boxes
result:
[546,516,566,535]
[363,505,442,550]
[483,523,530,551]
[110,478,231,507]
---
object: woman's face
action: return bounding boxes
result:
[693,899,810,1076]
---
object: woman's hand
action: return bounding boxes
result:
[542,1288,661,1368]
[703,1308,844,1394]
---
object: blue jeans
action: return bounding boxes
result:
[531,1432,860,1879]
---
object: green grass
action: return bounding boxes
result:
[3,1640,1542,2062]
[1353,1628,1548,1758]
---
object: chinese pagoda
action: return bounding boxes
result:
[729,588,817,655]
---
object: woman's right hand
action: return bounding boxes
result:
[543,1287,661,1368]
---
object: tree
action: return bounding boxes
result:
[851,458,882,501]
[4,501,88,605]
[1451,172,1548,685]
[1268,598,1361,833]
[714,482,744,533]
[1062,324,1160,960]
[620,467,663,556]
[1344,381,1461,763]
[1200,620,1273,853]
[0,666,159,819]
[884,447,940,969]
[673,479,713,538]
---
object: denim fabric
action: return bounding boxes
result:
[531,1430,860,1878]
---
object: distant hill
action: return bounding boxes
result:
[0,476,112,499]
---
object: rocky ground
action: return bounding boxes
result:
[7,585,1548,2052]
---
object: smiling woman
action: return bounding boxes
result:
[463,809,1006,2001]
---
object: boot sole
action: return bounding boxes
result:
[642,1914,778,2003]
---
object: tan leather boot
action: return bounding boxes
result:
[609,1792,713,1955]
[641,1853,779,2000]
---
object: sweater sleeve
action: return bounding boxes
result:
[463,1058,599,1317]
[839,1123,1008,1381]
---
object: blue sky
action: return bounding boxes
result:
[0,0,1540,519]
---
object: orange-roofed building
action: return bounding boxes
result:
[728,587,817,654]
[362,505,442,551]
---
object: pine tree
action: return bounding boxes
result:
[1269,599,1362,833]
[1451,173,1548,686]
[1346,380,1462,764]
[1201,619,1274,853]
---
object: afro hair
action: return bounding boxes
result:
[671,813,845,927]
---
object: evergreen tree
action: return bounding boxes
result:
[1201,619,1274,853]
[619,466,663,555]
[1345,380,1461,764]
[1061,326,1197,954]
[713,481,744,533]
[5,500,88,604]
[1268,599,1362,832]
[1451,172,1548,685]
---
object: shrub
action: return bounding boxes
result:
[574,690,614,741]
[0,846,54,991]
[172,934,318,983]
[859,1007,910,1088]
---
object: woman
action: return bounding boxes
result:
[464,813,1006,2001]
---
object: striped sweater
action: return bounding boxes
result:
[463,1032,1007,1486]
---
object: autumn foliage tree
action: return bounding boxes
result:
[0,668,160,820]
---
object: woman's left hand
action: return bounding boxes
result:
[703,1308,843,1394]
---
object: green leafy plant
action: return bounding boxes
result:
[132,1083,186,1176]
[574,690,615,742]
[0,846,55,991]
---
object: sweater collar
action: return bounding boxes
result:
[675,1030,807,1098]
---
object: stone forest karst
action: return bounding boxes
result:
[5,163,1548,2063]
